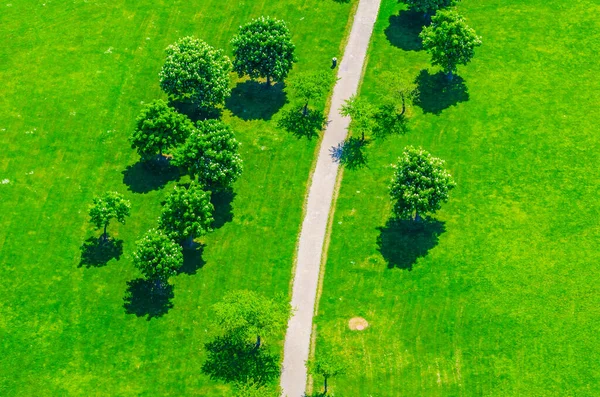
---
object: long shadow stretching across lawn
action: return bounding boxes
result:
[169,100,222,123]
[226,81,287,121]
[179,244,206,275]
[330,137,370,169]
[202,335,280,385]
[210,188,236,229]
[122,160,180,194]
[79,236,123,267]
[123,278,174,320]
[414,70,469,114]
[385,10,427,51]
[377,218,445,270]
[277,106,326,140]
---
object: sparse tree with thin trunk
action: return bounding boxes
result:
[89,191,131,241]
[212,290,290,350]
[308,354,346,395]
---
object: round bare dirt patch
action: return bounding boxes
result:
[349,317,368,331]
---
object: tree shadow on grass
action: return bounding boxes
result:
[414,70,469,115]
[330,137,370,169]
[377,218,446,270]
[79,236,123,268]
[202,335,280,384]
[277,106,326,140]
[226,81,287,121]
[385,10,427,51]
[122,160,180,194]
[179,244,206,275]
[211,188,236,229]
[123,278,174,320]
[169,99,222,123]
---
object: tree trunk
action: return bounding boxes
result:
[186,233,195,249]
[303,102,309,117]
[103,223,108,241]
[361,130,365,142]
[447,69,454,82]
[254,335,261,350]
[400,93,406,116]
[324,376,328,394]
[414,210,421,222]
[266,75,271,87]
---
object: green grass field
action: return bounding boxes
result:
[314,0,600,395]
[0,1,356,395]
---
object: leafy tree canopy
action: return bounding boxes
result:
[308,353,346,395]
[406,0,459,15]
[340,95,378,141]
[133,228,183,283]
[129,99,194,160]
[292,71,332,113]
[390,146,455,221]
[231,16,296,85]
[420,10,482,78]
[158,183,214,246]
[212,290,290,348]
[159,36,232,108]
[89,191,131,240]
[173,120,243,188]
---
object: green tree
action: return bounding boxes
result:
[340,95,377,141]
[89,191,131,241]
[372,76,418,138]
[158,183,214,247]
[308,354,346,395]
[173,120,243,188]
[159,36,232,109]
[129,99,194,161]
[390,146,455,221]
[420,10,482,80]
[293,72,332,116]
[405,0,459,16]
[132,228,183,288]
[231,16,296,87]
[212,290,290,350]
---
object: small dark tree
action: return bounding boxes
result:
[129,100,194,162]
[132,228,183,289]
[158,183,214,247]
[89,191,131,241]
[308,354,346,395]
[212,290,290,350]
[390,146,455,221]
[293,72,332,116]
[420,10,482,80]
[159,36,232,109]
[405,0,459,16]
[173,120,243,188]
[231,16,296,87]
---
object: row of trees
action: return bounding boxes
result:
[158,16,296,112]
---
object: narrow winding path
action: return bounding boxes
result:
[280,1,381,395]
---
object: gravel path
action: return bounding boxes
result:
[279,1,382,395]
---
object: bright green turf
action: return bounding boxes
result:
[0,1,356,395]
[314,0,600,395]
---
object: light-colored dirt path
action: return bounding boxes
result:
[280,1,381,395]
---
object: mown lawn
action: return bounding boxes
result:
[314,0,600,395]
[0,1,356,395]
